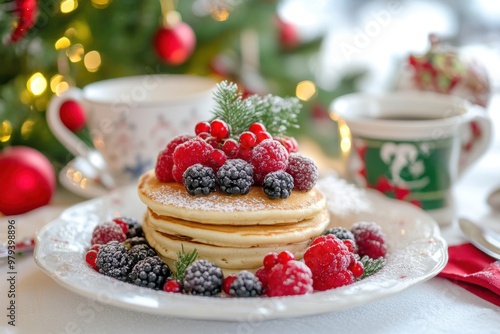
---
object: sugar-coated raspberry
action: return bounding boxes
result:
[112,219,129,235]
[207,149,227,170]
[275,136,299,153]
[351,221,387,259]
[342,239,357,253]
[285,154,318,191]
[255,267,269,292]
[155,134,192,182]
[237,147,253,162]
[266,260,314,297]
[172,138,214,183]
[303,235,353,291]
[90,221,126,245]
[251,139,289,184]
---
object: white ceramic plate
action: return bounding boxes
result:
[34,180,447,320]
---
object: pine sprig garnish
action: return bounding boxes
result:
[211,81,302,137]
[358,255,386,280]
[171,245,198,283]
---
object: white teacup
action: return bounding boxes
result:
[47,74,216,187]
[330,91,493,225]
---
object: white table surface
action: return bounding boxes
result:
[2,98,500,334]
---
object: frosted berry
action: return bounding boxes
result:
[255,267,269,292]
[163,279,182,293]
[277,250,294,264]
[263,252,278,270]
[96,241,131,282]
[183,164,217,196]
[112,219,129,235]
[210,119,230,140]
[229,271,263,297]
[286,154,318,191]
[90,221,126,246]
[216,159,254,195]
[85,249,98,270]
[183,259,223,296]
[195,121,211,135]
[155,134,192,182]
[223,274,237,295]
[237,148,253,162]
[112,217,141,238]
[351,221,387,259]
[207,149,227,170]
[222,139,239,159]
[263,171,294,199]
[248,122,266,134]
[322,227,355,242]
[276,136,299,153]
[342,239,357,253]
[251,139,289,184]
[267,260,313,297]
[239,131,257,149]
[303,235,354,291]
[128,256,171,290]
[172,138,214,183]
[197,132,210,140]
[349,261,364,278]
[256,131,273,143]
[206,136,219,149]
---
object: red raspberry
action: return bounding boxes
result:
[275,136,299,153]
[255,267,269,290]
[112,219,129,235]
[286,154,318,191]
[155,134,193,182]
[172,138,214,183]
[267,260,313,297]
[207,149,227,170]
[351,221,387,259]
[90,221,126,245]
[237,148,253,162]
[251,139,289,184]
[303,235,353,291]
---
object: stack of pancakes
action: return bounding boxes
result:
[138,170,329,270]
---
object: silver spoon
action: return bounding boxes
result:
[459,218,500,260]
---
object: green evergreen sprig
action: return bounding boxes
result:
[358,255,386,280]
[171,245,198,283]
[211,81,302,138]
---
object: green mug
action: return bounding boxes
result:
[330,92,492,226]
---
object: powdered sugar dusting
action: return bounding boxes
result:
[146,185,272,212]
[316,174,371,218]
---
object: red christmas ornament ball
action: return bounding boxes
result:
[154,22,196,65]
[59,100,86,132]
[0,146,56,215]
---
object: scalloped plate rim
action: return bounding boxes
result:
[34,185,448,321]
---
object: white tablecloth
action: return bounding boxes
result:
[3,98,500,334]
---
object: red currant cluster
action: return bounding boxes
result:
[194,119,298,161]
[155,118,318,195]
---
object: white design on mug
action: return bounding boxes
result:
[380,142,430,189]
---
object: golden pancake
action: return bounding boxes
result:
[143,218,312,270]
[138,170,326,225]
[146,208,330,247]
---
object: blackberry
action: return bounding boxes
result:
[183,259,223,296]
[95,241,131,282]
[183,164,217,196]
[322,227,355,242]
[229,271,263,297]
[216,159,254,195]
[128,256,171,290]
[263,171,294,199]
[127,244,157,268]
[124,236,148,248]
[113,217,144,238]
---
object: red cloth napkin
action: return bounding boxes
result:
[438,243,500,307]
